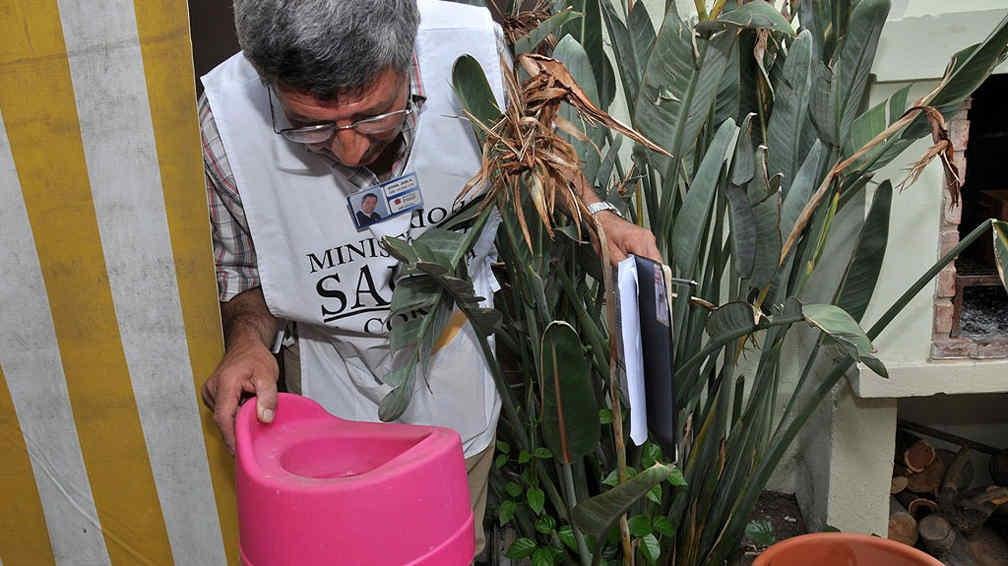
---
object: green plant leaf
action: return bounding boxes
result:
[533,447,553,459]
[834,182,892,322]
[767,30,813,188]
[705,301,758,345]
[558,525,578,550]
[528,486,546,515]
[531,547,555,566]
[573,463,681,540]
[600,0,641,104]
[634,14,735,175]
[717,1,795,36]
[803,303,887,377]
[498,500,517,525]
[780,140,827,235]
[747,148,783,289]
[535,514,557,534]
[494,453,508,470]
[598,408,613,424]
[513,9,583,55]
[827,0,890,143]
[653,515,676,537]
[553,35,604,183]
[672,119,738,276]
[540,321,600,462]
[518,450,532,464]
[995,220,1008,292]
[646,484,662,505]
[628,514,652,537]
[506,481,523,498]
[926,13,1008,110]
[451,54,503,143]
[506,537,537,559]
[641,533,661,564]
[745,519,776,547]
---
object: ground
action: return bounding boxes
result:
[734,491,808,565]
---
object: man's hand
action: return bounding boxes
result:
[202,287,282,453]
[594,210,662,265]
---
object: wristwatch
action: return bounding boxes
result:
[587,201,622,218]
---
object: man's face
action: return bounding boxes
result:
[275,67,408,168]
[361,195,378,214]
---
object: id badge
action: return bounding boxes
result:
[347,172,424,231]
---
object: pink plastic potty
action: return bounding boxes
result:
[235,393,474,565]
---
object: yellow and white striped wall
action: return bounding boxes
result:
[1,1,237,564]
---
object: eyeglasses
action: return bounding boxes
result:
[267,86,414,145]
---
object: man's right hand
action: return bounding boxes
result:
[202,287,282,453]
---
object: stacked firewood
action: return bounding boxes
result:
[888,421,1008,565]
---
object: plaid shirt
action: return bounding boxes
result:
[201,65,426,301]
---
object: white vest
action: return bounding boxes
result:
[201,0,504,457]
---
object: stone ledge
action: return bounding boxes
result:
[850,357,1008,398]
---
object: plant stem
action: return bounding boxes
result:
[562,463,593,565]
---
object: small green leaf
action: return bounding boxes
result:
[557,525,577,550]
[528,487,546,515]
[505,481,523,499]
[496,440,511,454]
[654,516,676,537]
[628,514,652,537]
[494,454,508,470]
[535,515,556,534]
[745,519,776,547]
[533,447,553,460]
[601,470,619,487]
[642,443,663,468]
[531,546,555,566]
[506,537,537,559]
[518,450,532,464]
[646,484,663,505]
[667,466,686,487]
[498,500,517,526]
[640,533,661,564]
[599,408,613,424]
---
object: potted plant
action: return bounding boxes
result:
[383,1,1008,563]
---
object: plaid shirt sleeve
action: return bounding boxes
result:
[199,94,261,302]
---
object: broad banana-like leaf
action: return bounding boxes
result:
[713,39,742,125]
[780,140,826,233]
[807,58,836,145]
[798,0,833,62]
[540,321,600,463]
[672,119,738,276]
[767,31,813,188]
[994,220,1008,292]
[451,55,503,143]
[599,0,641,105]
[726,182,757,279]
[573,463,685,541]
[553,35,604,184]
[747,148,783,289]
[513,10,583,55]
[843,85,911,172]
[834,182,892,322]
[634,13,734,175]
[627,0,656,81]
[803,303,888,377]
[705,301,758,344]
[827,0,890,144]
[379,361,417,421]
[927,13,1008,110]
[731,113,757,186]
[561,0,616,110]
[717,0,795,36]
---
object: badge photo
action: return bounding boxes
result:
[347,172,425,231]
[349,190,389,230]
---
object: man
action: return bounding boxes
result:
[199,0,659,556]
[355,193,382,227]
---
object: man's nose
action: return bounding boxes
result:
[329,128,371,168]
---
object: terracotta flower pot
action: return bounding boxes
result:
[753,533,942,566]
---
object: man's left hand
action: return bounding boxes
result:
[594,210,662,265]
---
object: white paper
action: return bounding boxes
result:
[617,257,648,446]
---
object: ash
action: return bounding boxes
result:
[960,284,1008,337]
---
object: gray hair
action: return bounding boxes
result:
[234,0,420,100]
